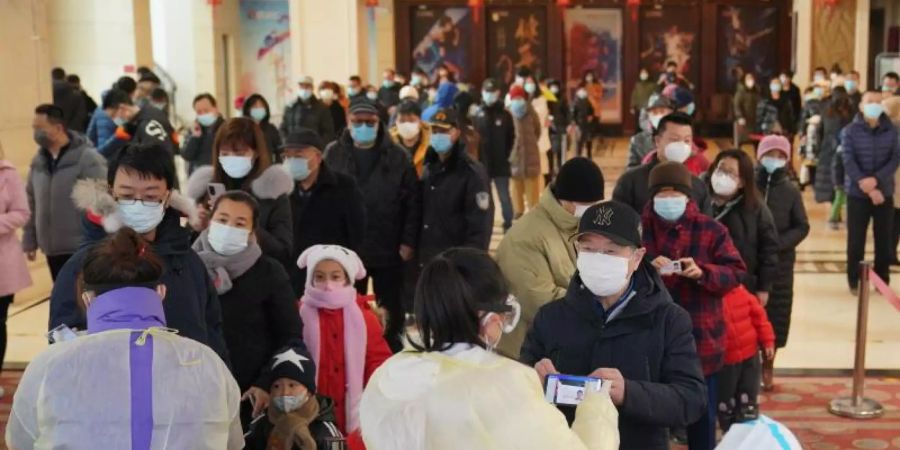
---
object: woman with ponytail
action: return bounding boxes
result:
[359,248,620,450]
[8,228,243,450]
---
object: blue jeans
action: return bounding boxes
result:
[687,373,718,450]
[493,177,513,230]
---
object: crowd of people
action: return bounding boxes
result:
[2,59,898,450]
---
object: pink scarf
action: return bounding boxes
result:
[299,285,366,433]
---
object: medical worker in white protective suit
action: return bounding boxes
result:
[6,228,243,450]
[359,248,619,450]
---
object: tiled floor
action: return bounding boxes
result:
[7,138,900,372]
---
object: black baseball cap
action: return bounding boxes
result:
[571,200,643,248]
[482,78,499,92]
[280,128,324,152]
[429,108,458,131]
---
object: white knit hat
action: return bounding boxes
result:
[400,85,419,101]
[296,244,367,287]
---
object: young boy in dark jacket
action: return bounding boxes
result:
[244,346,344,450]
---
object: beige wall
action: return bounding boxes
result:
[794,0,871,89]
[0,0,51,175]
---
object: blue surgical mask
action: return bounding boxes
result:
[813,87,824,99]
[411,75,423,87]
[510,99,527,119]
[348,86,360,96]
[113,117,127,127]
[198,113,217,127]
[482,91,498,105]
[119,201,166,234]
[207,221,250,256]
[430,133,453,154]
[863,103,884,119]
[883,85,894,93]
[249,107,267,122]
[351,123,378,145]
[524,83,537,95]
[382,79,395,88]
[653,196,688,222]
[283,157,311,181]
[273,394,308,413]
[219,156,254,179]
[151,102,167,111]
[298,89,313,101]
[683,102,696,116]
[760,157,787,174]
[844,80,858,92]
[770,83,781,93]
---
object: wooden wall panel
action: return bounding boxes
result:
[811,0,857,72]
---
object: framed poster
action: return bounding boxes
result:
[718,6,778,92]
[565,8,622,123]
[639,6,700,89]
[238,0,291,112]
[410,6,473,82]
[487,7,547,87]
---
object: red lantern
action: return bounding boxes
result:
[469,0,482,23]
[817,0,839,6]
[627,0,640,22]
[557,0,571,7]
[365,0,379,7]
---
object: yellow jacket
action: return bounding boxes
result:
[389,122,432,178]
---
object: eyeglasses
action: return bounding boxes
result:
[116,198,164,207]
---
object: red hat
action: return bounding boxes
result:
[509,84,526,100]
[757,135,791,160]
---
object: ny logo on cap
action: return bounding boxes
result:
[435,112,446,121]
[593,206,614,226]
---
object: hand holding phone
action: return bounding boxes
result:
[207,183,226,202]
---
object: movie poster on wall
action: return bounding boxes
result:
[487,7,547,87]
[411,6,473,82]
[718,5,778,92]
[238,0,291,115]
[639,6,699,89]
[565,8,622,123]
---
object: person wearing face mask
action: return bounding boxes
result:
[377,68,402,109]
[754,136,810,391]
[733,73,761,147]
[521,76,553,185]
[281,129,365,295]
[628,95,674,168]
[572,84,597,158]
[614,113,711,215]
[51,143,229,361]
[360,247,620,450]
[182,93,225,173]
[242,93,284,163]
[844,70,862,105]
[521,200,707,450]
[777,71,803,126]
[496,157,605,359]
[324,100,421,352]
[422,81,459,122]
[703,150,779,306]
[883,96,900,264]
[281,75,335,143]
[506,84,544,217]
[474,79,516,231]
[641,161,747,450]
[754,78,795,137]
[389,100,432,177]
[546,80,570,171]
[192,191,303,429]
[319,81,348,137]
[798,82,828,175]
[186,118,294,266]
[881,72,900,96]
[100,85,179,165]
[11,228,243,450]
[814,86,855,213]
[23,104,106,281]
[842,91,900,294]
[243,346,345,449]
[296,244,392,435]
[630,67,657,132]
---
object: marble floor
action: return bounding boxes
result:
[6,138,900,372]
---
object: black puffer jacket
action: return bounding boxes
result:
[324,127,420,268]
[708,188,780,294]
[814,112,852,203]
[521,262,707,450]
[613,156,712,216]
[181,116,224,173]
[757,167,810,347]
[474,101,515,178]
[418,141,493,267]
[280,96,335,143]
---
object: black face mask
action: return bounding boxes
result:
[34,129,54,149]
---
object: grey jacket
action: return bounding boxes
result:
[23,133,106,256]
[627,130,655,168]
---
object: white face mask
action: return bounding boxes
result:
[396,121,421,140]
[207,221,250,256]
[119,202,165,234]
[319,89,334,101]
[663,141,692,164]
[648,113,664,129]
[219,156,254,179]
[577,252,632,297]
[711,171,739,196]
[573,204,591,218]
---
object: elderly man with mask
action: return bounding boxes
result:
[324,100,420,352]
[613,112,710,215]
[627,95,675,168]
[281,76,335,143]
[521,200,706,450]
[496,157,605,359]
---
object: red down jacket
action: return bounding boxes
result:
[723,285,776,365]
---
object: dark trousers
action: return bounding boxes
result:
[47,253,74,281]
[846,195,894,288]
[0,295,11,370]
[717,355,761,431]
[577,128,592,158]
[687,373,718,450]
[893,208,900,262]
[356,264,404,352]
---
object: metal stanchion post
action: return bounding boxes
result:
[828,261,884,419]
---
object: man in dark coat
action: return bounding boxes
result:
[51,67,88,132]
[324,100,420,352]
[842,91,900,292]
[521,200,707,450]
[181,93,225,173]
[417,108,493,267]
[49,143,229,362]
[100,93,178,163]
[613,113,710,215]
[377,69,402,110]
[474,78,515,231]
[281,76,335,143]
[282,129,367,295]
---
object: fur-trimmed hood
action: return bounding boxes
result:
[184,164,294,201]
[72,178,201,233]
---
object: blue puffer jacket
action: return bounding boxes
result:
[521,260,707,450]
[422,82,459,122]
[86,106,116,148]
[841,114,900,199]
